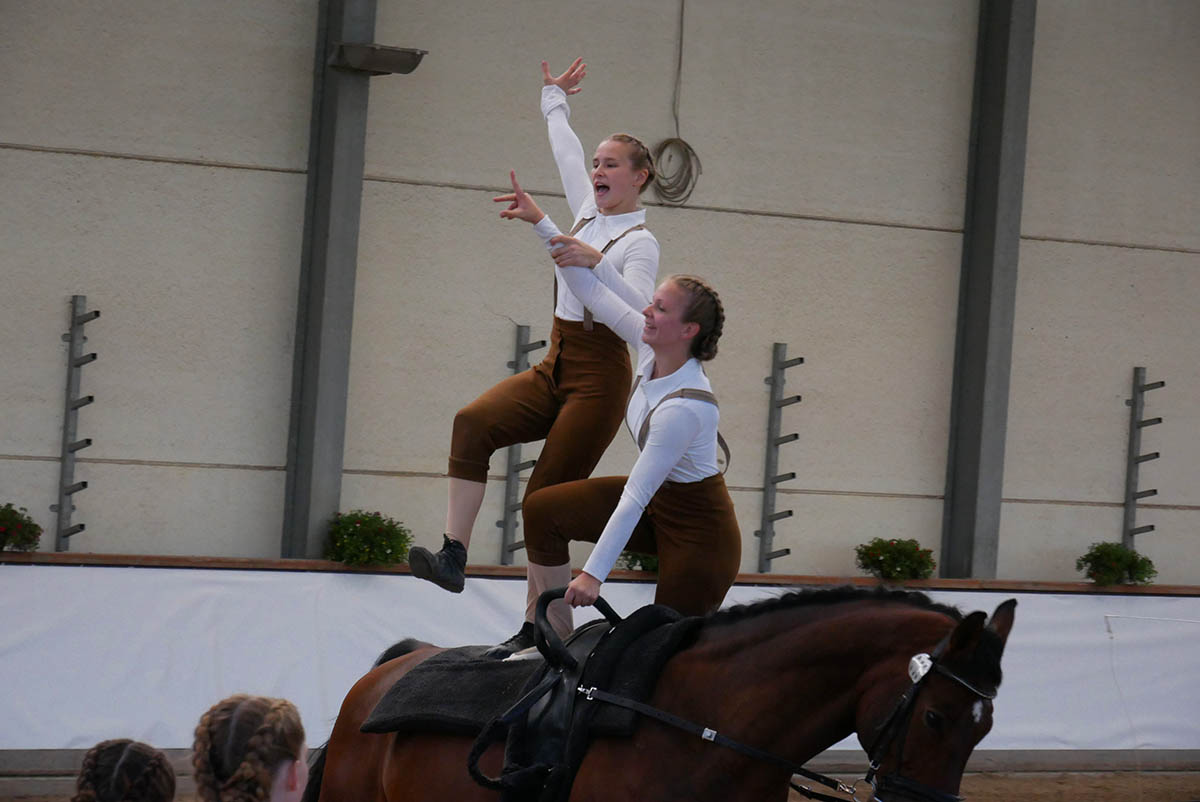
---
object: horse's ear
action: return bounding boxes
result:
[947,610,987,654]
[986,598,1017,651]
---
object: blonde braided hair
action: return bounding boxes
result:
[668,274,725,361]
[72,739,176,802]
[192,696,305,802]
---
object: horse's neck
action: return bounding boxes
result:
[664,603,952,763]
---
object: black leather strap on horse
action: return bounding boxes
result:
[466,590,624,795]
[629,374,731,473]
[573,685,856,802]
[466,671,561,791]
[554,217,646,331]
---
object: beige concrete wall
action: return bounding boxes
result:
[0,0,315,555]
[1,0,315,168]
[340,0,978,574]
[1000,0,1200,584]
[2,0,1195,584]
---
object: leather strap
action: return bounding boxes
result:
[553,217,646,332]
[629,375,730,473]
[576,685,854,801]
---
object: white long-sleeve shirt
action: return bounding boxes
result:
[533,215,722,582]
[541,85,659,319]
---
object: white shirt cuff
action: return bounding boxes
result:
[541,84,569,119]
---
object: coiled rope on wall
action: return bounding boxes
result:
[653,0,702,206]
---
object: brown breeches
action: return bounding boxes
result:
[522,474,742,616]
[448,318,632,500]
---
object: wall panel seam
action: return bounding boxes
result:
[0,455,283,471]
[0,142,304,176]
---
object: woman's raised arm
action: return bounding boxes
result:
[541,58,594,219]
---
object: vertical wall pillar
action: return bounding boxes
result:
[941,0,1036,578]
[282,0,377,558]
[282,1,427,558]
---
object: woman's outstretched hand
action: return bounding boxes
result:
[542,57,586,95]
[548,234,603,269]
[563,571,601,607]
[493,170,545,225]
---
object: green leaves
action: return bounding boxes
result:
[616,551,658,573]
[1075,542,1157,586]
[0,504,42,552]
[325,509,413,567]
[854,537,936,580]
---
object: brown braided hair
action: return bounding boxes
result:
[72,739,176,802]
[606,133,656,194]
[668,274,725,361]
[192,695,305,802]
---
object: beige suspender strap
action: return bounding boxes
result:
[633,383,731,474]
[555,217,646,331]
[602,223,647,250]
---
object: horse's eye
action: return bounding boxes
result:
[923,710,945,732]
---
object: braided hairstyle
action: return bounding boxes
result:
[606,133,656,194]
[72,739,176,802]
[668,274,725,361]
[192,695,305,802]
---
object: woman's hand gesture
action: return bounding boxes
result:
[548,234,603,269]
[493,171,545,225]
[542,57,586,95]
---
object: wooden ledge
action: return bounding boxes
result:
[2,551,1197,596]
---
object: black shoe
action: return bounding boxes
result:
[484,621,536,659]
[408,535,467,593]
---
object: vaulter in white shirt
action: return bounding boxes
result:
[408,58,664,660]
[541,82,659,322]
[493,170,742,632]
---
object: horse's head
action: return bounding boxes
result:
[859,598,1016,802]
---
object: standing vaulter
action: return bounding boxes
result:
[488,171,741,649]
[408,58,661,656]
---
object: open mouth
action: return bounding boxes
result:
[594,182,610,198]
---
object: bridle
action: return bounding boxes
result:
[575,630,997,802]
[854,637,998,802]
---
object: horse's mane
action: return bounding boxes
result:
[705,585,965,628]
[705,586,1004,686]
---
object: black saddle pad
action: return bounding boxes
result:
[361,645,543,735]
[584,609,703,737]
[361,609,705,739]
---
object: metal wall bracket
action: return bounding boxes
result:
[755,342,803,573]
[495,324,546,564]
[329,43,427,75]
[51,295,99,551]
[1122,366,1163,547]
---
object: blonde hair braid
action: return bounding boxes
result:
[193,696,305,802]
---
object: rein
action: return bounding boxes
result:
[575,684,857,802]
[571,613,996,802]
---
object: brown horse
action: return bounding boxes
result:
[307,588,1015,802]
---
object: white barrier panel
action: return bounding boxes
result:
[1,564,1197,751]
